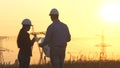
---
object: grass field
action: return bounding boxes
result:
[1,60,120,68]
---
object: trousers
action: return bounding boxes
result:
[18,54,30,68]
[50,47,66,68]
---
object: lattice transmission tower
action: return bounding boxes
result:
[0,36,11,64]
[96,31,111,60]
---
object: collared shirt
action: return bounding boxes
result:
[17,28,34,56]
[41,19,71,47]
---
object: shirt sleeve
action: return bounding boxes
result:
[66,25,71,42]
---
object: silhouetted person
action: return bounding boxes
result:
[17,19,36,68]
[39,8,71,68]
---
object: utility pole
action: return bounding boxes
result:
[0,36,10,64]
[96,31,111,60]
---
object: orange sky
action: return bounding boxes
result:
[1,0,120,63]
[0,0,120,37]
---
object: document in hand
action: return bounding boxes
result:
[42,45,50,57]
[41,38,50,57]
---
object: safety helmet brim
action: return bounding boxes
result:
[22,19,32,26]
[49,8,59,16]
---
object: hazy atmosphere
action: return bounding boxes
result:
[0,0,120,65]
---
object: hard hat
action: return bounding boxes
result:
[49,8,59,16]
[22,19,32,26]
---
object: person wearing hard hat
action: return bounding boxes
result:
[39,8,71,68]
[17,19,36,68]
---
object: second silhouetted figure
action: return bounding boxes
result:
[39,8,71,68]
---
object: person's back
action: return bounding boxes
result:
[48,20,70,47]
[39,8,71,68]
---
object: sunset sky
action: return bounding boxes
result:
[1,0,120,63]
[0,0,120,37]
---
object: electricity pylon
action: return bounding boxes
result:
[0,36,11,64]
[96,31,111,60]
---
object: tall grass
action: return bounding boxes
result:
[1,53,120,68]
[1,60,120,68]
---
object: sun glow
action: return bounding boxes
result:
[100,2,120,23]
